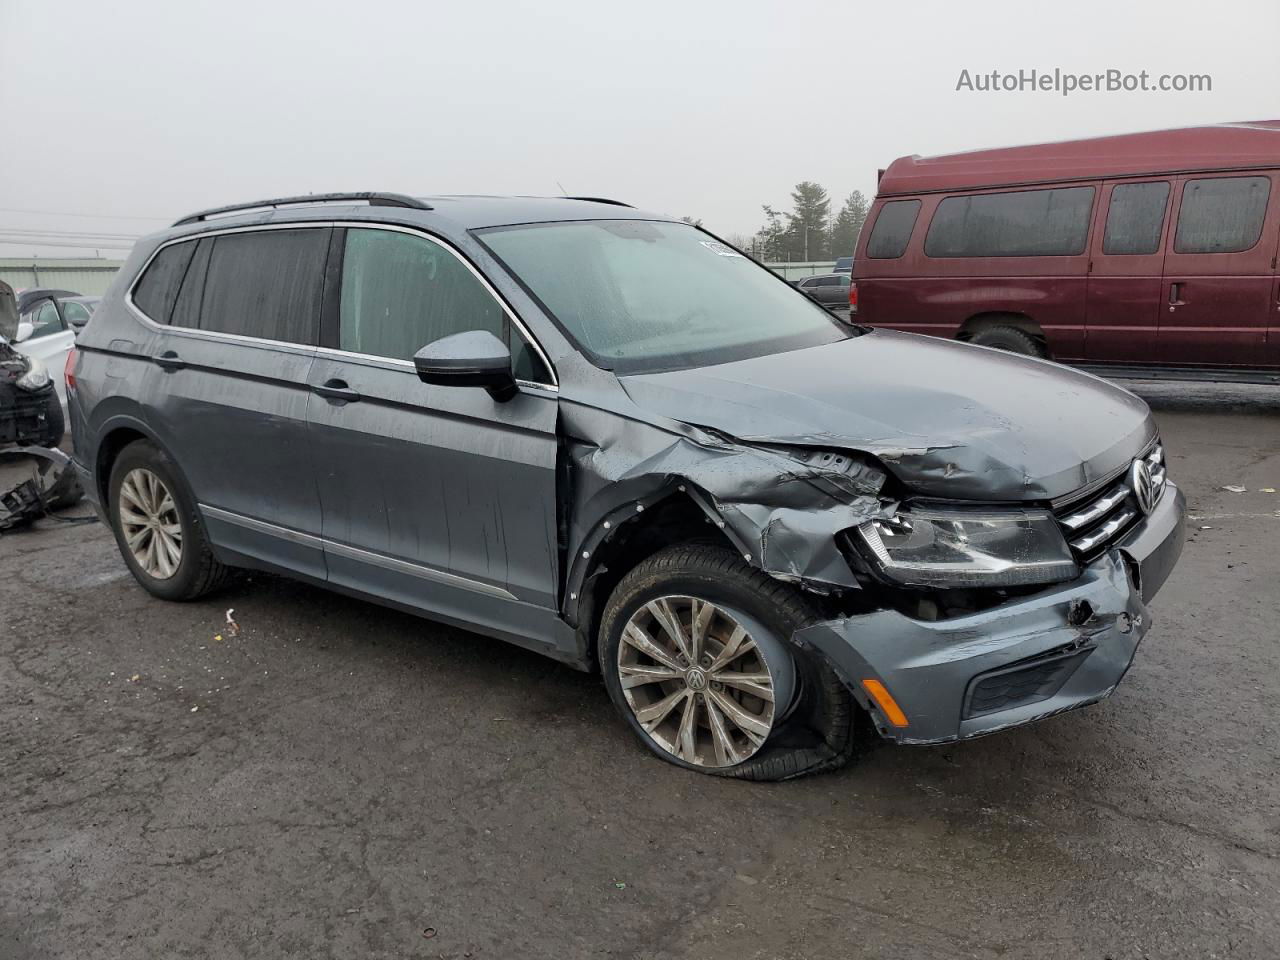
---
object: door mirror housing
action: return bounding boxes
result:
[413,330,518,402]
[13,320,33,343]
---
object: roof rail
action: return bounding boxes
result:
[564,196,633,208]
[172,192,433,227]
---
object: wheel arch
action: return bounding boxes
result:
[566,484,742,670]
[957,311,1046,345]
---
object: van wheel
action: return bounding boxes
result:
[598,544,859,780]
[968,325,1045,358]
[107,440,231,601]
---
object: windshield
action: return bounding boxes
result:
[478,220,850,374]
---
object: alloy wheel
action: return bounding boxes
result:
[617,596,782,767]
[118,468,183,580]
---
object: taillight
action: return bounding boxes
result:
[64,347,77,391]
[848,282,859,314]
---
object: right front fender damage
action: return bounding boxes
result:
[558,402,896,778]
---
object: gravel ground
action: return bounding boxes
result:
[2,381,1277,960]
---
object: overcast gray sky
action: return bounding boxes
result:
[2,0,1278,257]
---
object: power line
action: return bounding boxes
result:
[0,238,135,251]
[0,228,143,241]
[0,205,168,221]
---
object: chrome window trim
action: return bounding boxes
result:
[200,504,518,602]
[124,219,559,389]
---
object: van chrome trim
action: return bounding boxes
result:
[198,504,517,601]
[124,220,558,388]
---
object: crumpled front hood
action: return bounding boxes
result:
[618,328,1154,501]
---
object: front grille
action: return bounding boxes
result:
[963,647,1092,719]
[1054,443,1167,561]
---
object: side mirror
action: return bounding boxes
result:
[68,315,90,331]
[413,329,518,402]
[13,321,33,343]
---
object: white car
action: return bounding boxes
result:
[13,290,96,408]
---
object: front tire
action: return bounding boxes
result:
[599,544,859,780]
[107,440,230,601]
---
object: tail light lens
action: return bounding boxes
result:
[848,282,859,314]
[64,347,77,391]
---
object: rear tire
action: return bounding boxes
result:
[107,440,231,601]
[599,544,860,780]
[967,325,1046,358]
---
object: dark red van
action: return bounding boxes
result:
[851,122,1280,376]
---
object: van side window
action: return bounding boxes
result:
[132,240,197,323]
[200,229,328,343]
[866,200,921,259]
[1174,176,1272,254]
[1103,182,1170,255]
[339,228,551,382]
[925,187,1095,258]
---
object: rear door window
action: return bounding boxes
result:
[199,229,328,343]
[132,240,197,323]
[865,200,921,259]
[925,187,1095,257]
[1102,182,1170,255]
[1173,176,1271,254]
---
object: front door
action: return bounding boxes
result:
[1159,174,1278,367]
[306,225,563,648]
[1084,179,1171,364]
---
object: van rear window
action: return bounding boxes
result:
[925,186,1095,258]
[1174,176,1271,254]
[865,201,921,259]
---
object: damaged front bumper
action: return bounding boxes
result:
[796,482,1186,744]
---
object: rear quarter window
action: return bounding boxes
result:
[865,200,921,259]
[1174,176,1271,254]
[925,186,1095,258]
[132,240,197,323]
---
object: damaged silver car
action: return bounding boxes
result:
[1,281,80,529]
[68,193,1186,779]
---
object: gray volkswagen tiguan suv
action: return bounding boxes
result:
[68,192,1186,779]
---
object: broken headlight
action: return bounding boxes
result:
[15,356,50,391]
[855,506,1079,589]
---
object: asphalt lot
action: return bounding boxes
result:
[2,380,1278,960]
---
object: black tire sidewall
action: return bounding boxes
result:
[970,326,1042,357]
[107,441,207,601]
[598,550,809,774]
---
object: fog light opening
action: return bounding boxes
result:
[861,678,909,728]
[1067,599,1095,626]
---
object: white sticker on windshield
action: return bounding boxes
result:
[699,240,744,258]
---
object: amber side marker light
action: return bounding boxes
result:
[861,678,909,728]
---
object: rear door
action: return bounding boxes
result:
[132,226,330,578]
[1159,174,1278,366]
[1084,179,1171,364]
[306,224,563,645]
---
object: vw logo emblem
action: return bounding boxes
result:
[685,668,708,691]
[1130,459,1157,516]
